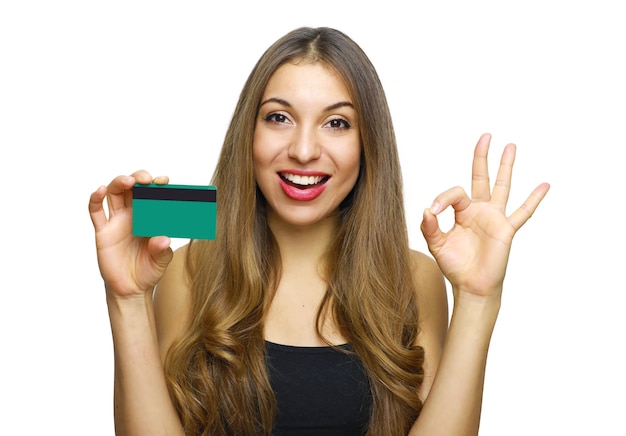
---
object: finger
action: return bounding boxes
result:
[430,186,471,215]
[152,175,170,185]
[130,169,155,184]
[421,208,445,253]
[491,143,516,210]
[508,182,551,231]
[471,133,492,202]
[88,186,109,232]
[125,170,157,208]
[127,171,169,207]
[129,170,169,185]
[104,170,157,212]
[106,175,136,215]
[147,236,174,268]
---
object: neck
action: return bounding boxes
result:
[267,211,338,272]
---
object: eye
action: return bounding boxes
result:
[325,118,351,130]
[264,113,291,125]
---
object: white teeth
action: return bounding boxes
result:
[282,173,323,186]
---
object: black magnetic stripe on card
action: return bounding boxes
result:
[133,186,216,202]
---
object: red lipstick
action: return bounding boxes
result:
[277,170,329,201]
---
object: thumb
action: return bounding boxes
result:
[147,236,174,269]
[421,208,444,250]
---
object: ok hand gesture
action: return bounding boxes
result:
[421,133,550,301]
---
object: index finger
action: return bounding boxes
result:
[105,174,136,214]
[107,170,169,212]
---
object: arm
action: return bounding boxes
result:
[89,171,185,436]
[107,288,185,435]
[410,288,499,435]
[409,133,550,435]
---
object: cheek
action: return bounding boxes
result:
[252,137,279,193]
[342,146,362,178]
[252,132,269,170]
[252,127,280,165]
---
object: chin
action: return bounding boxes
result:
[269,206,337,229]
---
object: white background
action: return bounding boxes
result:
[1,1,624,434]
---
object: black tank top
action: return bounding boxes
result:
[265,341,372,435]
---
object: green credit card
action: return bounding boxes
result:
[132,183,216,240]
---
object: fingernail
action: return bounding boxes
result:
[430,202,441,214]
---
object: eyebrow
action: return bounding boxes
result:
[258,97,354,112]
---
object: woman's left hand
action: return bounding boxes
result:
[421,133,550,301]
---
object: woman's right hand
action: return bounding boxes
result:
[89,170,174,300]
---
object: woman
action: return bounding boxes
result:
[89,27,549,435]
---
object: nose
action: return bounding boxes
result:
[288,126,321,163]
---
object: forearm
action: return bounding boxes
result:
[107,291,185,436]
[409,292,501,436]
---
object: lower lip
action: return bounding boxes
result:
[278,176,328,201]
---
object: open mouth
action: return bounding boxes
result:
[279,172,330,189]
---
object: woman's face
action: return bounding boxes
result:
[253,62,361,229]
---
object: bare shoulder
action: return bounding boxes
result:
[409,250,444,290]
[409,249,449,400]
[409,249,448,324]
[154,243,192,363]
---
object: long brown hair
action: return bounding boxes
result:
[164,27,424,435]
